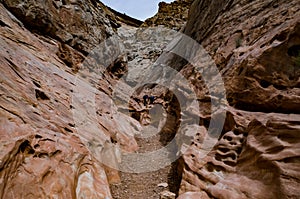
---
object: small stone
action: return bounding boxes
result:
[157,182,168,188]
[160,190,176,199]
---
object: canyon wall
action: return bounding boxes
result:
[0,0,299,198]
[177,0,300,198]
[0,0,139,198]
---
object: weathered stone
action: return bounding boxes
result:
[142,0,195,31]
[157,182,169,188]
[177,1,300,198]
[1,0,116,55]
[177,191,210,199]
[0,1,139,198]
[184,0,300,113]
[160,190,176,199]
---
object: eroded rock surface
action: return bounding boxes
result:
[1,0,117,55]
[1,0,300,198]
[0,1,139,198]
[177,0,300,198]
[184,0,300,113]
[142,0,194,31]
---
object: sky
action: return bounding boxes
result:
[101,0,176,21]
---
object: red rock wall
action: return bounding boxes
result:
[0,1,138,198]
[177,0,300,198]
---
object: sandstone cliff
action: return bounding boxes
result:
[176,0,300,198]
[0,0,139,198]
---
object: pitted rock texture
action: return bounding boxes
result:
[177,0,300,198]
[142,0,195,31]
[235,116,300,199]
[184,0,300,113]
[1,0,117,55]
[178,110,300,199]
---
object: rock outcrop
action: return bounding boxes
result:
[184,0,300,113]
[1,0,119,55]
[0,0,140,198]
[177,0,300,198]
[142,0,195,31]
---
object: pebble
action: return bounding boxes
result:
[157,182,168,188]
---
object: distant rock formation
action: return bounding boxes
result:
[142,0,195,30]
